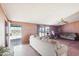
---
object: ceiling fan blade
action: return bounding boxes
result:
[61,18,68,24]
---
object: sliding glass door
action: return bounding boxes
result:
[9,24,22,47]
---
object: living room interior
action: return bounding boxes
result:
[0,3,79,56]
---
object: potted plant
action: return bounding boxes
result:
[0,46,9,56]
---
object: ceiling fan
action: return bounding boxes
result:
[57,18,68,24]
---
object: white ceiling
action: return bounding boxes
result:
[1,3,79,25]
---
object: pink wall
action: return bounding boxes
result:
[22,22,37,44]
[61,21,79,33]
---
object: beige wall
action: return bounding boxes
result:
[0,19,5,46]
[61,21,79,33]
[0,6,6,46]
[11,21,37,44]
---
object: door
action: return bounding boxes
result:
[9,23,22,47]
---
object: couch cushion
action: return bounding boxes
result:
[47,39,68,56]
[56,44,68,56]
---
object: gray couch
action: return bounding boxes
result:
[60,33,77,40]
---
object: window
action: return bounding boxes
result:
[10,24,22,39]
[38,25,50,37]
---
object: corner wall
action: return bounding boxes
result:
[0,19,5,46]
[0,6,6,46]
